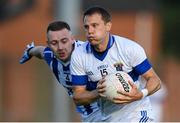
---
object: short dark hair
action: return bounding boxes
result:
[83,6,111,23]
[47,21,71,33]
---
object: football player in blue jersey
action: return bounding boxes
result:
[70,6,162,122]
[19,21,102,122]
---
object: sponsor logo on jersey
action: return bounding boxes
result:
[86,71,94,75]
[97,64,108,70]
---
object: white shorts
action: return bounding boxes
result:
[105,108,154,122]
[81,109,111,122]
[100,96,155,122]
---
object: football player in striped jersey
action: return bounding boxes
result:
[19,21,102,122]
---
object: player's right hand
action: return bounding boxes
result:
[19,42,35,64]
[97,77,107,98]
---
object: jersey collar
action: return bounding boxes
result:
[86,34,115,61]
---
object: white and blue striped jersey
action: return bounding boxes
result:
[70,35,155,122]
[43,40,101,121]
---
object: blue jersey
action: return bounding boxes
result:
[71,35,155,122]
[43,40,100,121]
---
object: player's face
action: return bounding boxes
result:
[83,13,112,46]
[47,29,74,62]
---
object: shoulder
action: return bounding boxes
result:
[113,35,144,52]
[43,47,55,60]
[112,35,147,63]
[73,41,88,53]
[113,35,140,47]
[40,47,54,65]
[71,41,89,62]
[74,40,84,47]
[44,47,52,52]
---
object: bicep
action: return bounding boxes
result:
[142,68,158,81]
[30,46,45,59]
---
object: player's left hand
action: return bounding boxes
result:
[19,42,35,64]
[112,80,142,104]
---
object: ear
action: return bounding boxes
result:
[106,22,112,31]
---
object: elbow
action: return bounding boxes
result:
[72,93,93,105]
[72,95,81,105]
[72,94,87,105]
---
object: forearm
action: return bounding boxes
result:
[145,75,161,96]
[73,89,99,105]
[29,46,45,59]
[142,68,161,97]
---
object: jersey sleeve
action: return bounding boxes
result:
[126,42,152,75]
[70,47,88,85]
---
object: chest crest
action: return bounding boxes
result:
[113,62,124,71]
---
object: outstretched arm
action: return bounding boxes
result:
[19,42,46,64]
[28,46,45,59]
